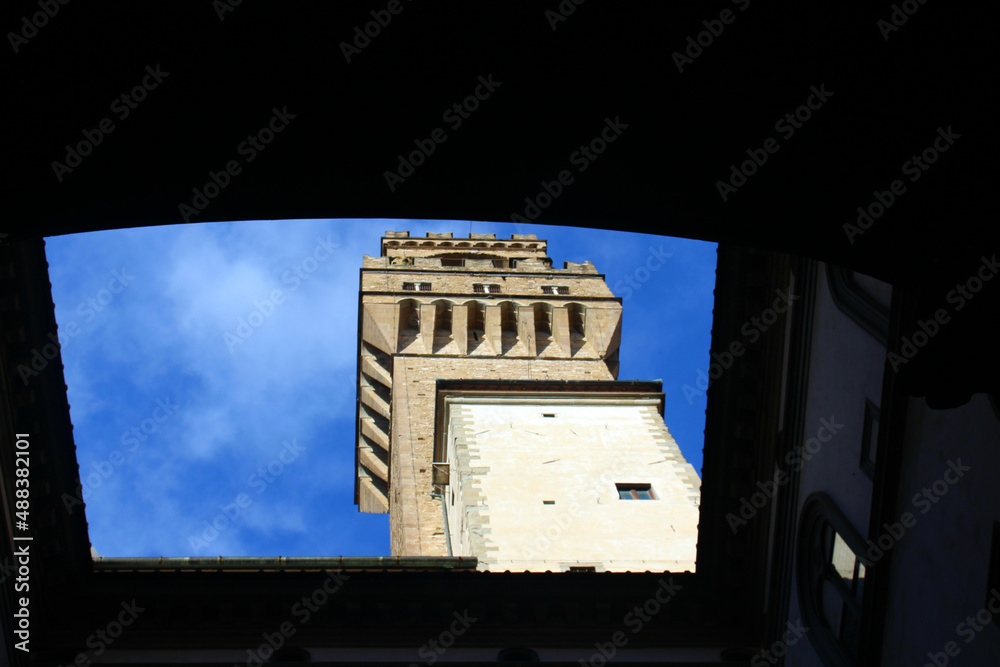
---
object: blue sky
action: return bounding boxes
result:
[44,219,716,557]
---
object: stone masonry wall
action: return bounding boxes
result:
[389,356,616,556]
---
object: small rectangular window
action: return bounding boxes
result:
[487,284,500,294]
[542,285,570,295]
[402,282,417,291]
[616,483,656,500]
[474,283,500,294]
[441,258,463,267]
[418,282,432,291]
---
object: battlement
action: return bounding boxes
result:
[383,231,539,240]
[361,255,598,274]
[380,231,546,260]
[372,231,600,274]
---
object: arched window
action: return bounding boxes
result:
[534,303,552,336]
[464,300,484,332]
[797,493,866,666]
[568,303,586,337]
[398,298,420,331]
[498,301,518,335]
[826,265,889,345]
[432,299,454,336]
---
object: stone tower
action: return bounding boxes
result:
[354,231,700,572]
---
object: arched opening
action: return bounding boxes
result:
[797,493,867,665]
[534,303,552,336]
[463,300,485,350]
[432,299,454,336]
[499,301,518,335]
[398,298,420,332]
[464,300,484,332]
[568,303,586,337]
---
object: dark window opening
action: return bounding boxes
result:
[617,483,656,500]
